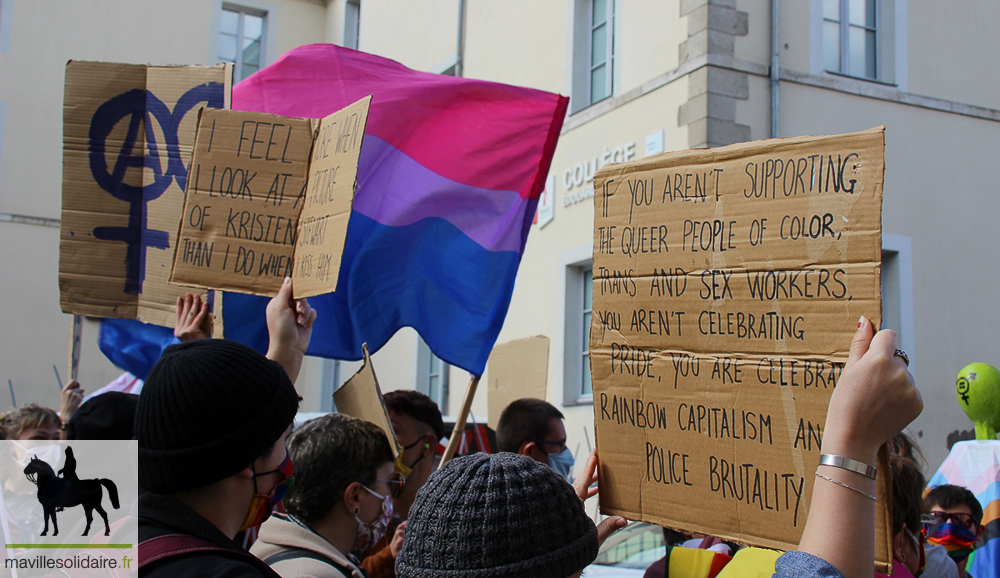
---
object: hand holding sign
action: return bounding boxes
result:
[264,277,316,383]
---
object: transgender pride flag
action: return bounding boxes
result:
[222,44,568,375]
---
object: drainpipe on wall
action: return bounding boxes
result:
[455,0,466,77]
[771,0,780,138]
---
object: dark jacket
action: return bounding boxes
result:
[139,491,279,578]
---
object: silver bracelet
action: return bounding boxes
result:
[819,454,877,480]
[815,472,877,500]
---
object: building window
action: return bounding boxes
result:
[562,252,594,405]
[416,339,449,414]
[823,0,877,79]
[219,4,266,81]
[344,0,360,50]
[572,0,615,113]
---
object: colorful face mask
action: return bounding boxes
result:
[353,485,394,552]
[240,450,294,532]
[926,522,977,562]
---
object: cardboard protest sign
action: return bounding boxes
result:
[60,61,232,327]
[486,336,550,428]
[169,96,371,298]
[333,344,399,458]
[590,127,890,563]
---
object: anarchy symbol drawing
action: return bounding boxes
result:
[88,83,224,294]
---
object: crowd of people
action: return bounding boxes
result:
[4,280,990,578]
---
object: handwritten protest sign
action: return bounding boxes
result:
[590,127,890,563]
[60,61,232,327]
[333,344,399,458]
[486,336,549,428]
[169,96,370,298]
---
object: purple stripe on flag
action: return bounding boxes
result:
[354,135,531,254]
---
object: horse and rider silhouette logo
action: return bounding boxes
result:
[21,446,120,537]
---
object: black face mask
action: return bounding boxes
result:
[393,437,431,479]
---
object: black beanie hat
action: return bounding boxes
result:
[136,339,299,494]
[396,452,598,578]
[67,392,139,440]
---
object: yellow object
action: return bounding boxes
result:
[715,547,781,578]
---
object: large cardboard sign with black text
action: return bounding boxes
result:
[169,96,370,298]
[60,61,232,327]
[591,127,890,561]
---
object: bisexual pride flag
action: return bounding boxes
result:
[222,44,568,375]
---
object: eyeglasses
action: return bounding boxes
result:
[925,511,977,531]
[376,471,406,498]
[533,440,568,454]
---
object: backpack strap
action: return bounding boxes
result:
[263,546,364,577]
[139,533,281,577]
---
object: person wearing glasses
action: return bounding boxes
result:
[923,484,985,578]
[497,398,573,480]
[252,413,401,578]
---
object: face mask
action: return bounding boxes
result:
[393,438,431,480]
[546,448,575,482]
[353,485,394,552]
[926,522,977,562]
[16,444,62,470]
[239,451,294,532]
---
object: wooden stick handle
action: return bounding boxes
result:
[68,315,83,382]
[439,375,480,468]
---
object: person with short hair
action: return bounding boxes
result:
[360,390,445,578]
[924,484,985,578]
[252,413,396,578]
[137,278,315,578]
[497,398,573,480]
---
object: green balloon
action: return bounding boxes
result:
[956,362,1000,440]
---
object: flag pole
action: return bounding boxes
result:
[68,315,83,382]
[439,374,480,468]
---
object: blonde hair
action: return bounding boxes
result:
[2,404,59,440]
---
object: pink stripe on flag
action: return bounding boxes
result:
[235,44,568,198]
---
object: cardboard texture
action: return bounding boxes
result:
[60,61,233,327]
[333,344,399,458]
[590,127,890,566]
[486,336,550,428]
[170,96,371,298]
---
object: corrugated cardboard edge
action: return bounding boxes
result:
[333,343,400,458]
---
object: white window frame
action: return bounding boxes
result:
[811,0,904,87]
[561,245,594,405]
[882,234,915,374]
[211,0,278,82]
[570,0,616,114]
[344,0,360,50]
[416,339,449,414]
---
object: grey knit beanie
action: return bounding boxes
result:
[396,452,598,578]
[136,339,299,493]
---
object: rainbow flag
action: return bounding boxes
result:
[927,440,1000,578]
[220,44,568,375]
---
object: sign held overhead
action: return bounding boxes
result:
[590,127,890,565]
[169,96,371,298]
[60,61,232,327]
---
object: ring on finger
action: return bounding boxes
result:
[893,348,909,366]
